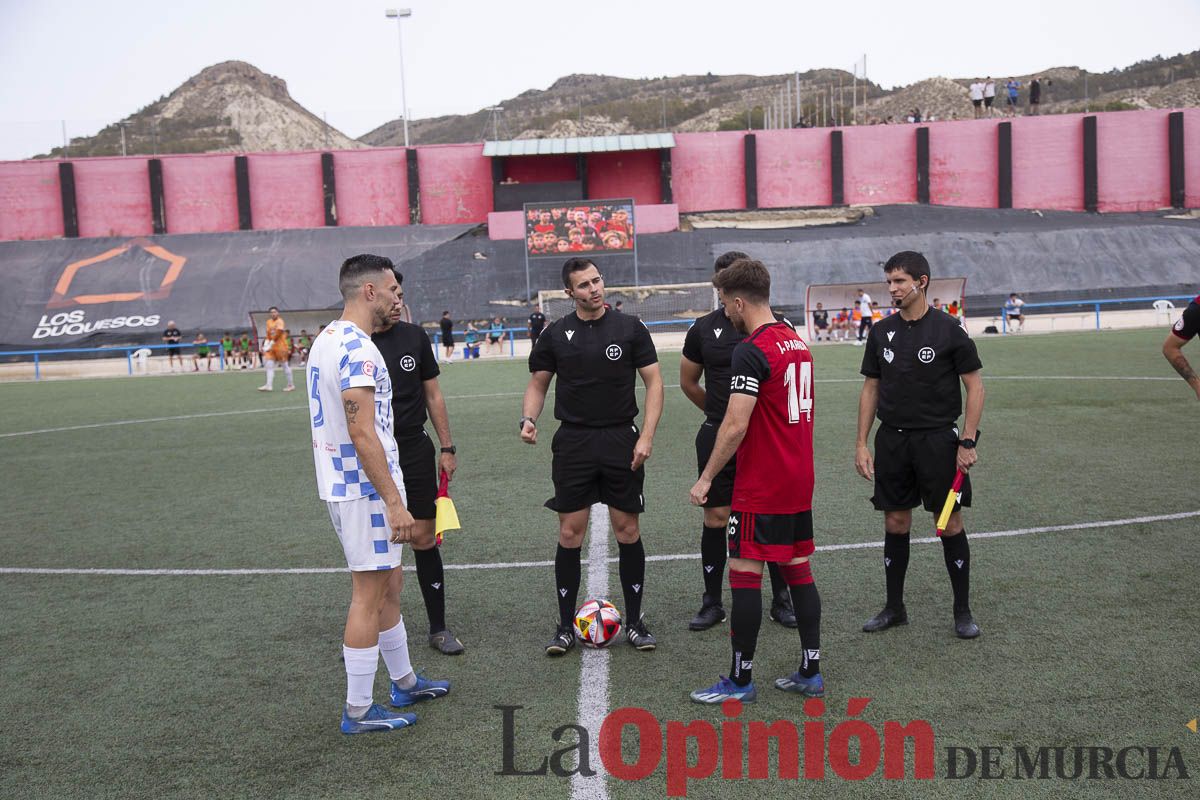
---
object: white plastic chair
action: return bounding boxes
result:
[132,348,152,374]
[1152,299,1174,325]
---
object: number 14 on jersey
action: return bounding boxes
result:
[783,362,813,423]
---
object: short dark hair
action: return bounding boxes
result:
[883,251,931,285]
[269,306,279,312]
[562,257,597,288]
[392,269,404,286]
[712,258,771,304]
[714,250,750,272]
[339,254,395,299]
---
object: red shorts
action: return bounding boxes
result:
[727,509,814,562]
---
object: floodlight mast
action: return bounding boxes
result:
[384,8,413,147]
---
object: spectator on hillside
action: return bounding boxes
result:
[1029,77,1046,115]
[983,78,997,116]
[1005,79,1021,115]
[969,79,985,118]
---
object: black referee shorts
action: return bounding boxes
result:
[871,424,972,514]
[547,422,645,515]
[695,419,736,509]
[394,427,438,520]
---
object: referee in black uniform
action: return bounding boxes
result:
[373,269,464,655]
[854,251,986,639]
[680,250,796,632]
[521,258,664,655]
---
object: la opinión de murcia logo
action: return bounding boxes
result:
[495,701,1190,796]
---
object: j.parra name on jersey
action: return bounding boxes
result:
[775,338,809,354]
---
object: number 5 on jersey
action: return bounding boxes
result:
[783,361,813,423]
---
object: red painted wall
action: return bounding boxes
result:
[417,144,492,225]
[246,152,324,230]
[587,150,661,206]
[1098,110,1171,212]
[1186,108,1200,209]
[842,125,918,205]
[73,158,153,238]
[160,154,239,234]
[333,148,409,227]
[0,160,62,240]
[929,119,999,208]
[755,128,832,208]
[1011,114,1085,211]
[505,155,577,183]
[672,132,746,212]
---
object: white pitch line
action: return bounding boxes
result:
[0,375,1177,439]
[571,504,612,800]
[2,509,1194,577]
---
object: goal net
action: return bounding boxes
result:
[537,282,714,327]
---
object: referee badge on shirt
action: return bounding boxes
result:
[606,344,623,360]
[399,354,416,371]
[883,347,894,363]
[918,346,936,363]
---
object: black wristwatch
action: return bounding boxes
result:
[440,446,456,455]
[958,429,981,449]
[519,416,536,431]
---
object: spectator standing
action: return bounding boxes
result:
[163,321,184,372]
[438,311,455,362]
[528,304,547,348]
[969,79,985,118]
[1029,77,1043,115]
[983,78,996,117]
[1005,79,1021,115]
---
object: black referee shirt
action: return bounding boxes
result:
[860,307,982,429]
[682,307,792,421]
[529,309,657,427]
[373,321,440,432]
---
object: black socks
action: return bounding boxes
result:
[941,531,971,612]
[883,532,911,610]
[700,525,726,602]
[618,538,646,625]
[412,547,446,634]
[555,544,582,628]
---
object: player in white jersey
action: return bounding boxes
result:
[856,288,874,345]
[307,254,450,735]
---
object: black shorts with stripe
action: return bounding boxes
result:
[547,422,645,514]
[394,427,438,520]
[871,424,971,513]
[727,509,814,562]
[695,418,736,508]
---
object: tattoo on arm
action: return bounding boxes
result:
[343,398,360,425]
[1167,352,1198,383]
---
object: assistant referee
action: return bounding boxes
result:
[854,251,986,639]
[373,270,464,655]
[521,258,664,656]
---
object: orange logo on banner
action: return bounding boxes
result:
[46,239,187,309]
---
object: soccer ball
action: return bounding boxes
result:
[573,599,622,648]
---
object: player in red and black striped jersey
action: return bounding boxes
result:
[1162,293,1200,400]
[688,259,824,704]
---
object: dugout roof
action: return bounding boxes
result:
[482,133,676,157]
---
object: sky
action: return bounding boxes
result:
[1,0,1197,160]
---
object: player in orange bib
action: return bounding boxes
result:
[258,306,296,392]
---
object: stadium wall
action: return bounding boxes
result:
[0,109,1194,242]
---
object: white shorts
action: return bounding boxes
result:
[327,493,406,572]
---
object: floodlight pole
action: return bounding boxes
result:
[385,8,413,147]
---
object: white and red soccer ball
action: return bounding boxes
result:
[573,599,622,647]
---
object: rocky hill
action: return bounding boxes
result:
[361,69,884,145]
[40,61,363,159]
